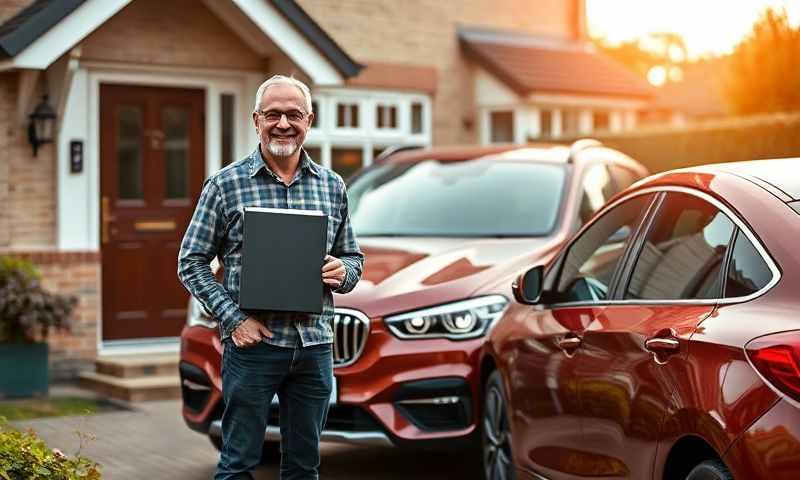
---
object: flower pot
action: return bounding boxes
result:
[0,342,48,398]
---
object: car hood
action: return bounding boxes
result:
[335,236,561,318]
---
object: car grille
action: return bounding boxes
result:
[333,308,370,367]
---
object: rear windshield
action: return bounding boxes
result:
[347,159,566,237]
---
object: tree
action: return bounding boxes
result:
[726,8,800,115]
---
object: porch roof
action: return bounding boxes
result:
[459,26,653,100]
[0,0,362,78]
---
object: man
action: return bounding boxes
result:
[178,75,364,480]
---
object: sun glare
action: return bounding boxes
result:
[647,66,667,87]
[587,0,800,59]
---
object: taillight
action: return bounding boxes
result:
[745,331,800,403]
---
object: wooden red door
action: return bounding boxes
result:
[100,84,205,341]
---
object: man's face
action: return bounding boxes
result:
[253,83,314,159]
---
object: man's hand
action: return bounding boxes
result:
[231,317,273,348]
[322,255,346,289]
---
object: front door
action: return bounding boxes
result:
[100,84,205,341]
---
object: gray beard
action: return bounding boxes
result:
[267,139,299,158]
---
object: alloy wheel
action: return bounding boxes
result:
[483,372,515,480]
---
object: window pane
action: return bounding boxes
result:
[594,111,610,131]
[350,105,359,128]
[626,193,734,300]
[117,105,144,200]
[411,103,423,134]
[389,106,397,128]
[163,106,190,199]
[490,111,514,143]
[579,165,615,225]
[221,94,234,167]
[331,148,363,180]
[725,231,772,297]
[556,194,653,303]
[337,104,347,127]
[376,105,385,128]
[540,110,552,138]
[311,101,319,128]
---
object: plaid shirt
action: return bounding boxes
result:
[177,147,364,347]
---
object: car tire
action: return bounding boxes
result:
[685,459,733,480]
[482,370,516,480]
[209,435,281,465]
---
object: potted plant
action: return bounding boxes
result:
[0,257,76,398]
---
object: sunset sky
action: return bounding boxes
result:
[586,0,800,59]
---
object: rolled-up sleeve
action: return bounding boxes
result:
[331,182,364,294]
[177,178,247,336]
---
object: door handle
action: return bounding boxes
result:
[644,338,680,352]
[557,336,582,350]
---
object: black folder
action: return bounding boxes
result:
[238,207,328,314]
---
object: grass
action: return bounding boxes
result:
[0,397,119,421]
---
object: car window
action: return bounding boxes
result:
[578,164,615,225]
[609,165,641,192]
[555,193,654,303]
[625,192,735,301]
[724,230,773,297]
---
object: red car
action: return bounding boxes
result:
[483,158,800,480]
[179,141,647,462]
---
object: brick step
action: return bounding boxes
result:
[95,353,179,378]
[78,371,181,402]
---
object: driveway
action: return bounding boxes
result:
[12,399,478,479]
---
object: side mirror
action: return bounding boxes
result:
[512,265,544,305]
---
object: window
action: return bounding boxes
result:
[336,103,359,128]
[540,110,553,138]
[593,111,610,132]
[311,101,320,128]
[725,230,772,297]
[221,94,235,167]
[490,111,514,143]
[578,164,616,225]
[331,148,363,180]
[376,104,398,129]
[555,194,654,303]
[411,102,424,134]
[625,193,735,300]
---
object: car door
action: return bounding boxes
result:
[510,192,657,479]
[576,190,737,478]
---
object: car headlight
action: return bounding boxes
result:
[187,296,217,329]
[384,295,509,340]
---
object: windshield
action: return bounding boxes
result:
[347,159,566,237]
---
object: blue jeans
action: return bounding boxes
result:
[214,338,333,480]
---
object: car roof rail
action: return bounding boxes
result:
[567,138,602,163]
[373,145,423,164]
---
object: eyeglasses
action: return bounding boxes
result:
[256,109,307,123]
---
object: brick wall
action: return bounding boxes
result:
[0,72,56,249]
[297,0,575,145]
[2,252,100,380]
[80,0,266,71]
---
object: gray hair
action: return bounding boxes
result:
[253,75,313,114]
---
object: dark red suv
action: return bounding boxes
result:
[483,159,800,479]
[179,141,647,461]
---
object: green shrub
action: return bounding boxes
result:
[0,418,101,479]
[0,257,76,344]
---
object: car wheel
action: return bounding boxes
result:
[685,459,733,480]
[482,370,516,480]
[209,434,281,465]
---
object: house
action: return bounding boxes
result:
[0,0,650,381]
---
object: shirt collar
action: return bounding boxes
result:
[248,146,321,179]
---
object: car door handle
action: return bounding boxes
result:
[557,336,582,350]
[644,338,680,351]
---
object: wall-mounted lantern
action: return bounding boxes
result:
[28,95,56,157]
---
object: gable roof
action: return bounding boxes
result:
[0,0,362,78]
[0,0,84,58]
[459,26,652,99]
